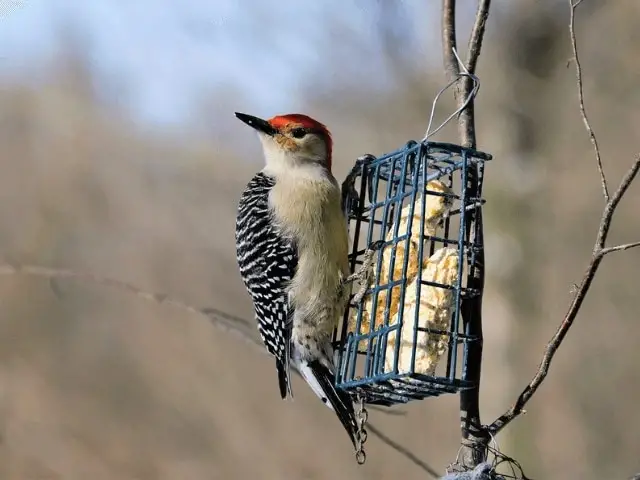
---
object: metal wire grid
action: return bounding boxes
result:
[334,140,491,406]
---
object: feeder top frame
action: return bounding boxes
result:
[343,140,492,209]
[372,140,493,165]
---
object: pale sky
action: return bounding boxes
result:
[0,0,488,128]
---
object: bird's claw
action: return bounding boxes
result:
[345,240,386,305]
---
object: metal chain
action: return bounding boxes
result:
[354,394,369,464]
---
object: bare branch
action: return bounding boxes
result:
[0,263,413,432]
[488,155,640,435]
[366,423,440,479]
[600,242,640,256]
[465,0,491,75]
[442,0,460,83]
[0,261,269,351]
[367,406,407,416]
[486,0,640,438]
[569,0,609,201]
[441,0,492,469]
[595,156,640,250]
[442,0,490,148]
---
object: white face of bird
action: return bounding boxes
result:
[235,112,333,175]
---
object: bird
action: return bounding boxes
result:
[234,111,359,449]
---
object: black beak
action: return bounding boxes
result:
[235,112,277,136]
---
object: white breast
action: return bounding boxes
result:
[268,167,350,336]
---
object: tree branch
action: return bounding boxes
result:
[442,0,460,84]
[488,154,640,435]
[442,0,492,469]
[0,260,426,462]
[594,157,640,250]
[0,261,261,341]
[465,0,491,76]
[367,424,440,479]
[486,0,639,440]
[569,0,609,201]
[442,0,491,148]
[599,241,640,256]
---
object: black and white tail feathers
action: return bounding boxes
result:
[276,346,293,399]
[298,359,359,449]
[276,358,288,399]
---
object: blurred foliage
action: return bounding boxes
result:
[0,2,639,479]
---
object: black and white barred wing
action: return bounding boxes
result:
[235,172,298,398]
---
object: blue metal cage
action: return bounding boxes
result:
[334,140,492,406]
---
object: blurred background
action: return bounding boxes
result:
[1,1,639,479]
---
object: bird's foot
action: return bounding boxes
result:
[345,240,385,304]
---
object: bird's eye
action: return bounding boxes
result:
[291,128,307,139]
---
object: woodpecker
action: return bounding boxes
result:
[234,111,358,449]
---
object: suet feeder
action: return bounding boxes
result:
[334,140,492,406]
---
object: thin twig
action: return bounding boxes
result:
[368,406,407,416]
[595,157,640,250]
[0,261,258,341]
[488,155,640,435]
[0,263,409,419]
[487,0,640,438]
[366,423,440,479]
[599,242,640,256]
[569,0,609,201]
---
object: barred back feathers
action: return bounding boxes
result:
[235,172,297,398]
